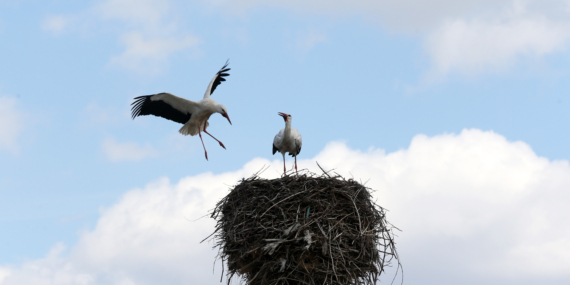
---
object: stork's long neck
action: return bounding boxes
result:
[284,120,292,138]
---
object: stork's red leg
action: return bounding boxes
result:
[295,154,298,174]
[282,153,286,174]
[198,131,208,160]
[204,130,226,149]
[203,121,226,149]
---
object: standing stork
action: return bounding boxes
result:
[131,61,232,160]
[273,112,302,174]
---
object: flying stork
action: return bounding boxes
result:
[131,61,232,160]
[273,112,303,174]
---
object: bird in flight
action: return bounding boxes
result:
[131,61,232,160]
[273,112,303,174]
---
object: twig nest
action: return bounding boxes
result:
[208,170,399,285]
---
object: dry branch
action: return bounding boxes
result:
[207,170,399,285]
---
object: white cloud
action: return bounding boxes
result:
[0,268,10,284]
[102,137,157,162]
[201,0,570,77]
[425,4,570,77]
[0,96,23,154]
[2,129,570,284]
[109,31,199,73]
[0,158,268,285]
[42,0,570,76]
[311,130,570,280]
[42,0,201,74]
[96,0,202,73]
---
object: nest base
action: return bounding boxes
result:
[208,171,398,285]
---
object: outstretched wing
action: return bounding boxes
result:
[131,92,198,124]
[203,60,230,99]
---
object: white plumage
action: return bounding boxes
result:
[131,61,232,160]
[273,112,303,174]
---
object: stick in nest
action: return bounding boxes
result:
[205,169,401,285]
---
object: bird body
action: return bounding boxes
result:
[273,112,302,174]
[178,98,224,136]
[131,61,232,160]
[273,127,302,157]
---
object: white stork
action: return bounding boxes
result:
[131,61,232,160]
[273,112,303,174]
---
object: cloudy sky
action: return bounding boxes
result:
[1,0,570,284]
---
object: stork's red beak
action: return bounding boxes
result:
[278,112,288,122]
[223,113,232,125]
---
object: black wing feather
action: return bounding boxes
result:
[273,144,279,155]
[131,95,191,125]
[210,60,231,96]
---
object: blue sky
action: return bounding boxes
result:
[1,1,570,284]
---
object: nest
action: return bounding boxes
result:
[206,169,399,285]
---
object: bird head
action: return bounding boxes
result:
[220,105,232,125]
[278,112,291,122]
